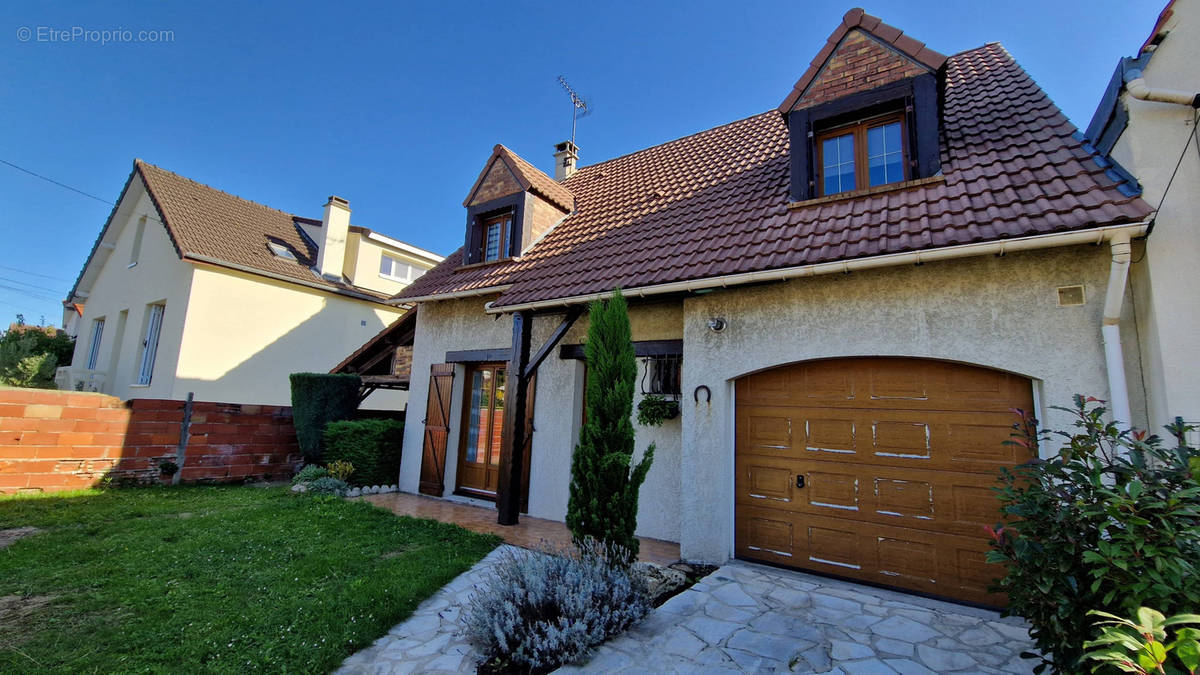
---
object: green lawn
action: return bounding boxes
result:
[0,486,499,673]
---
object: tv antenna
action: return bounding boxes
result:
[557,76,591,146]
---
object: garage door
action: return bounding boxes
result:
[735,357,1033,606]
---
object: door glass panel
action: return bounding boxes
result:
[867,122,904,187]
[491,369,506,465]
[465,369,492,463]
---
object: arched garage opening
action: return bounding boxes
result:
[734,357,1034,606]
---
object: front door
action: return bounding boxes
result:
[456,363,506,497]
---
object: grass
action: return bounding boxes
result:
[0,486,500,673]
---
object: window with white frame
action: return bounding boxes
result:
[86,318,104,370]
[379,254,418,282]
[137,304,165,385]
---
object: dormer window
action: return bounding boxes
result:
[483,213,511,262]
[817,113,907,196]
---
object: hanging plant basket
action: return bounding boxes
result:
[637,395,680,427]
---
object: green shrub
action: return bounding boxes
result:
[566,289,654,562]
[288,373,361,462]
[1084,607,1200,675]
[987,396,1200,673]
[307,477,348,497]
[292,464,328,485]
[323,419,404,487]
[0,323,74,388]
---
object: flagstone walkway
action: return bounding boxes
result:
[337,545,1038,674]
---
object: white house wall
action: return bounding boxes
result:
[174,265,406,408]
[70,181,194,399]
[678,245,1144,562]
[1110,0,1200,429]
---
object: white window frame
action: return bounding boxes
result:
[137,304,165,386]
[379,254,417,282]
[85,318,105,370]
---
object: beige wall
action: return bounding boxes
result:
[399,296,684,543]
[344,232,437,297]
[175,265,406,408]
[1111,0,1200,429]
[70,180,194,399]
[678,245,1143,562]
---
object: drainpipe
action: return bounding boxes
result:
[1101,231,1134,429]
[1123,68,1200,108]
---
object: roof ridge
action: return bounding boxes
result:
[565,110,777,182]
[134,158,304,220]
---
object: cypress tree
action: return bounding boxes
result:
[565,289,655,561]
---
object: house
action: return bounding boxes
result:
[59,160,442,408]
[378,9,1153,606]
[1084,0,1200,435]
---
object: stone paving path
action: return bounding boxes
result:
[337,545,1038,674]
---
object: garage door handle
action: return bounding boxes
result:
[796,475,806,489]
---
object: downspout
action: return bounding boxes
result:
[1101,231,1134,429]
[1123,68,1200,108]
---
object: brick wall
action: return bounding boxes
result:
[0,389,301,494]
[796,29,927,110]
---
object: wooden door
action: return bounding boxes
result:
[735,357,1034,606]
[456,363,506,497]
[418,364,454,496]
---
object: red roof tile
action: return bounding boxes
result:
[396,43,1150,309]
[134,160,392,301]
[463,145,575,213]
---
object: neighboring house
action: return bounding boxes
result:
[1084,0,1200,435]
[59,160,442,408]
[373,9,1153,606]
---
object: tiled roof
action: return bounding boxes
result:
[395,42,1151,309]
[462,145,575,213]
[134,160,391,302]
[778,7,948,113]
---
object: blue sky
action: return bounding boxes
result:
[0,1,1158,328]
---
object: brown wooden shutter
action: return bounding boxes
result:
[519,373,536,512]
[419,363,455,496]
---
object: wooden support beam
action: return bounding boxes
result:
[497,310,532,526]
[524,307,581,379]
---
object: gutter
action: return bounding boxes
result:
[486,222,1151,313]
[1123,68,1200,108]
[184,254,394,305]
[389,284,512,305]
[1101,231,1135,429]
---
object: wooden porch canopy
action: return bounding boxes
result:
[331,306,417,402]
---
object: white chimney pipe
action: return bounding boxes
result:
[553,141,579,181]
[317,196,350,280]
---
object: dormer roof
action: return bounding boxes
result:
[462,144,575,213]
[778,7,947,113]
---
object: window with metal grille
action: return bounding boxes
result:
[642,354,682,397]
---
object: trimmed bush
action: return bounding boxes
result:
[323,419,404,487]
[289,373,361,462]
[463,541,649,672]
[292,464,328,485]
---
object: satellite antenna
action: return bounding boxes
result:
[557,76,591,146]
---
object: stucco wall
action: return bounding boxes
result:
[678,245,1144,562]
[1110,1,1200,429]
[345,232,436,297]
[71,182,194,400]
[175,265,406,408]
[399,296,684,543]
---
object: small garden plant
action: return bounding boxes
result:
[566,289,654,561]
[1084,607,1200,675]
[987,395,1200,673]
[463,540,649,673]
[635,394,679,427]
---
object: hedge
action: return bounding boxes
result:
[322,419,404,487]
[289,373,361,462]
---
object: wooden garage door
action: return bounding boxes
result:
[735,358,1033,606]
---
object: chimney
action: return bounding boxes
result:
[316,195,350,280]
[553,141,578,181]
